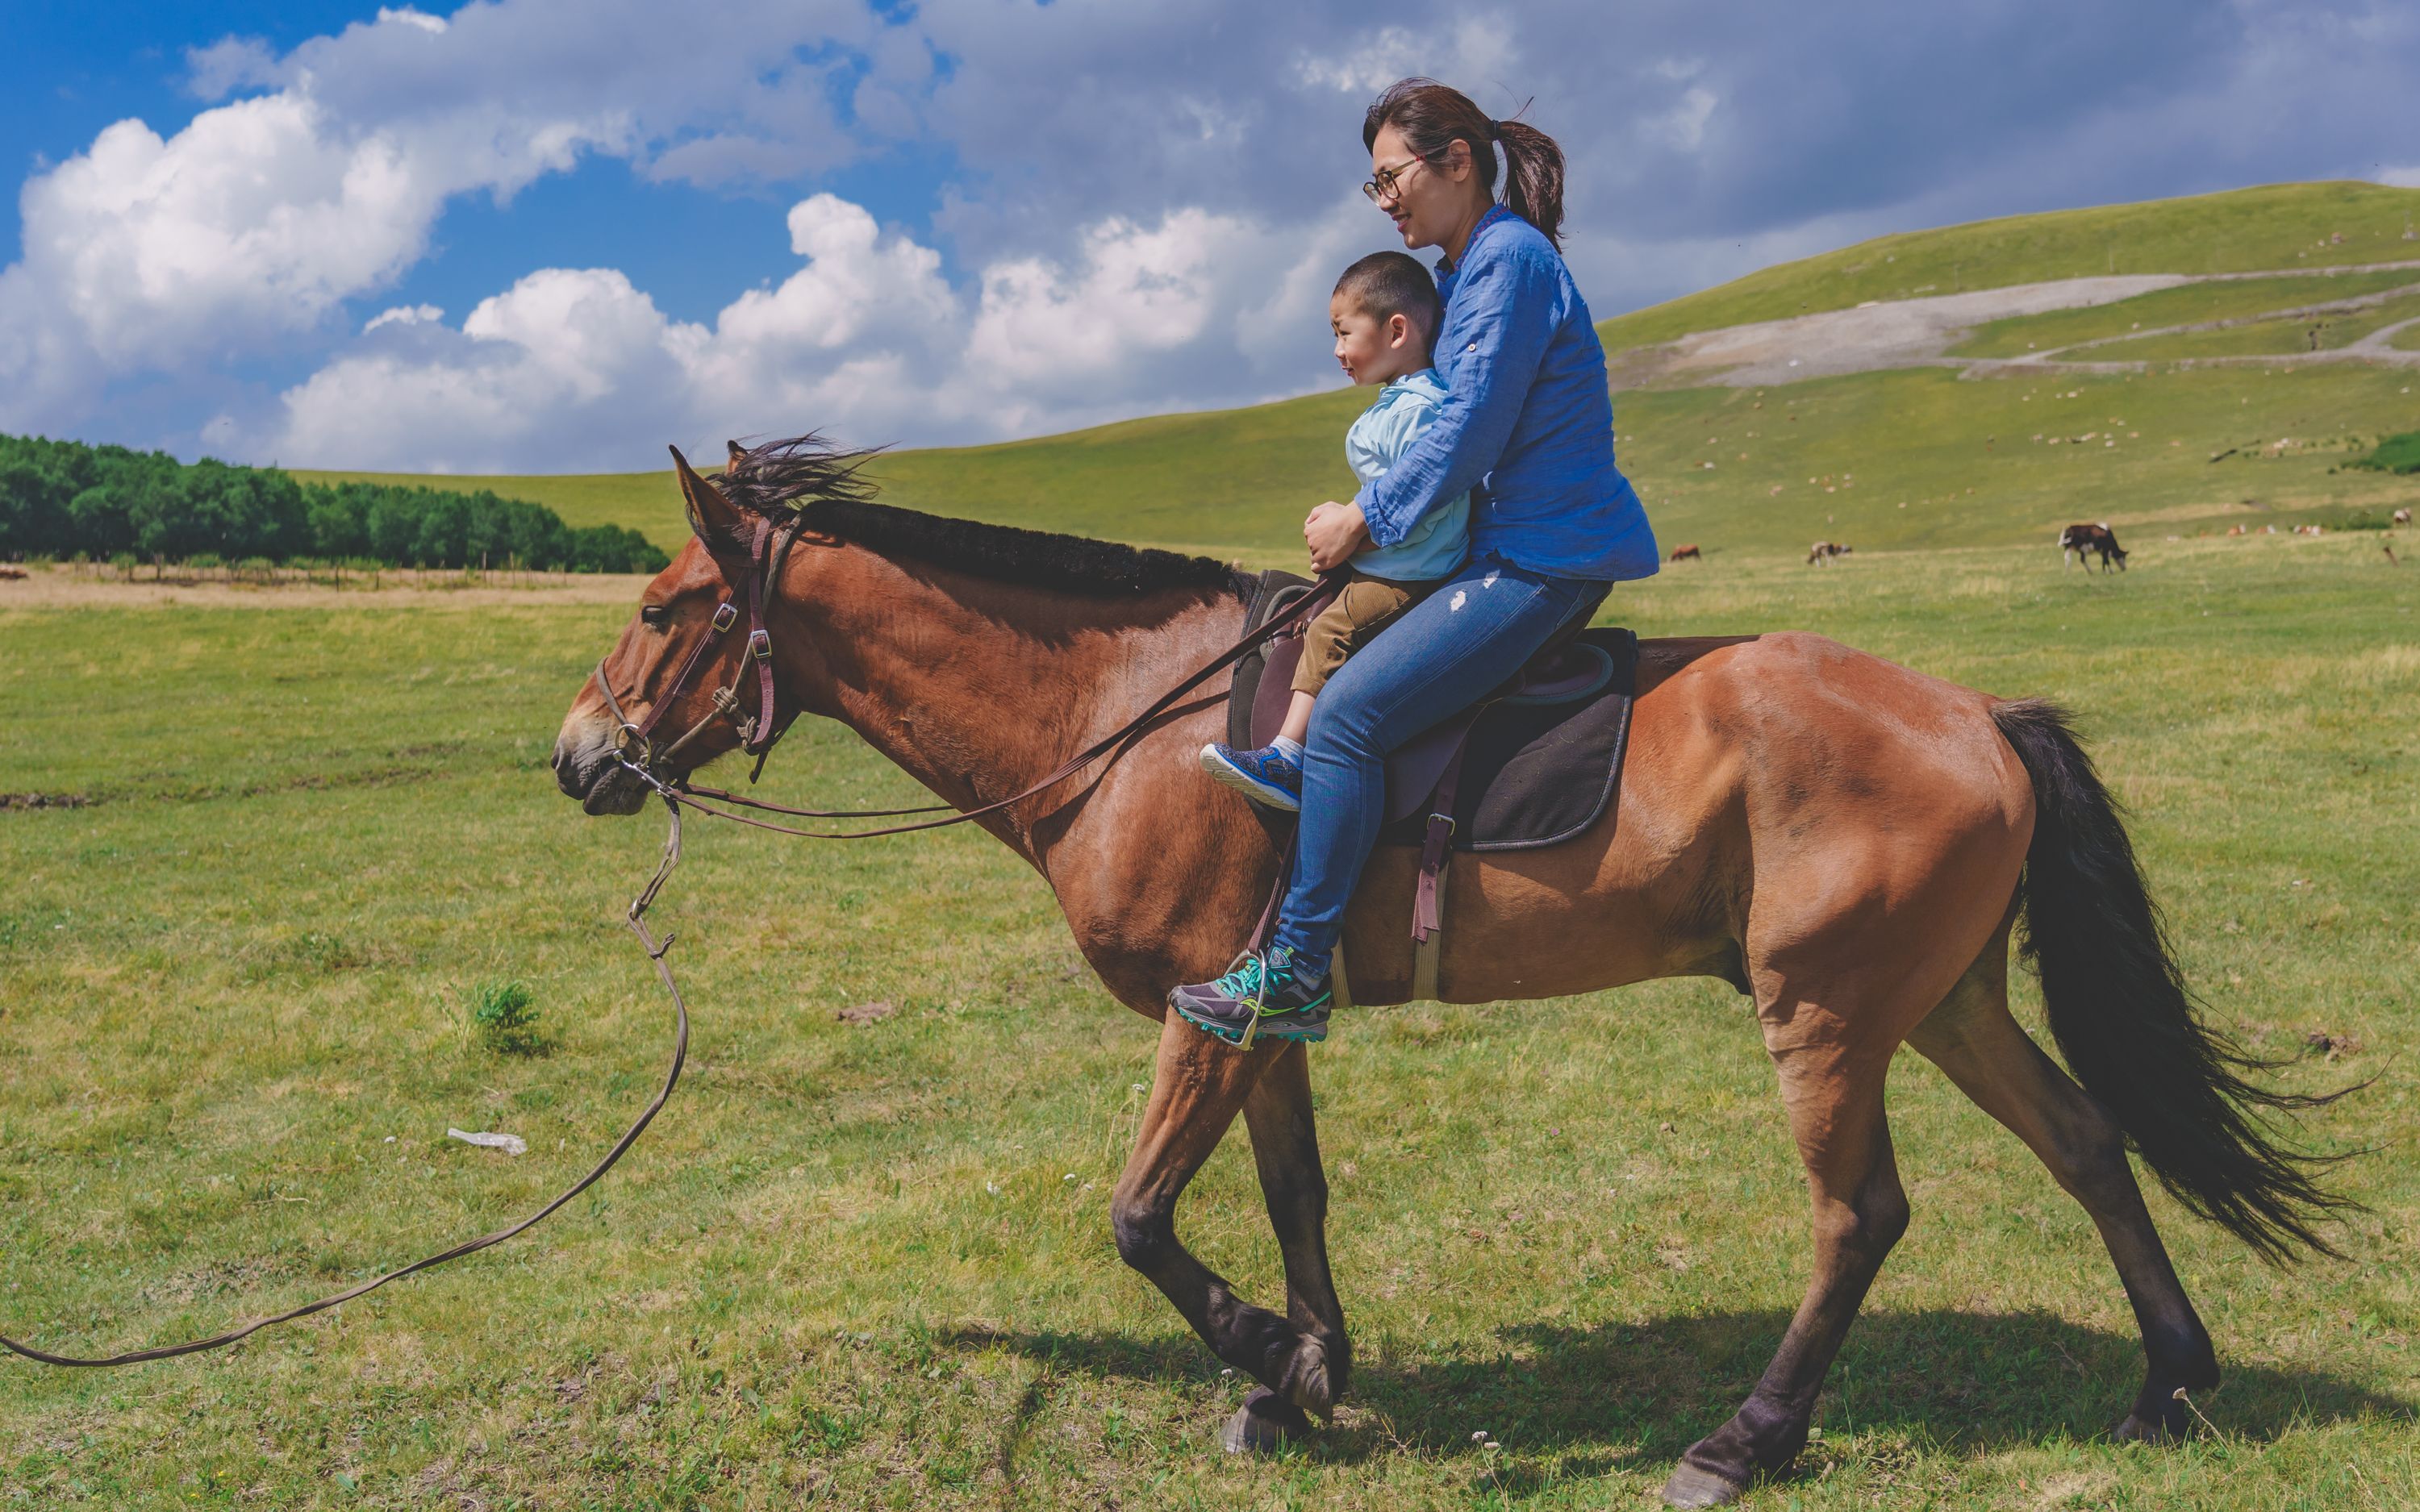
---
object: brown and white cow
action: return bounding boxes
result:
[2059,522,2128,573]
[1807,540,1852,566]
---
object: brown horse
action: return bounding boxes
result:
[552,440,2339,1507]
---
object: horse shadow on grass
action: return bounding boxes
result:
[946,1308,2409,1476]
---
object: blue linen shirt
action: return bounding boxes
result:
[1354,206,1659,583]
[1343,369,1467,581]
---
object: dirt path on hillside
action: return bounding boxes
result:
[0,564,650,610]
[1611,258,2420,390]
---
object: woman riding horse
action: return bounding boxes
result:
[1170,79,1661,1042]
[548,73,2343,1511]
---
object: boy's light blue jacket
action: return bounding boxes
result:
[1346,369,1467,582]
[1354,205,1659,583]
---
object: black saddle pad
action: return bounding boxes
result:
[1227,572,1639,854]
[1375,627,1638,852]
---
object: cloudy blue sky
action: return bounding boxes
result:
[4,0,2416,473]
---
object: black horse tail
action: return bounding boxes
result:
[1991,698,2351,1263]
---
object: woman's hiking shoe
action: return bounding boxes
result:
[1170,948,1332,1046]
[1199,740,1303,813]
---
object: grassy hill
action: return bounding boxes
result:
[296,181,2420,564]
[1592,179,2420,352]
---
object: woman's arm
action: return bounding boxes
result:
[1355,248,1559,547]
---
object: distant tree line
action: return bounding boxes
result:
[0,433,670,573]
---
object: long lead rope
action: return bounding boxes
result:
[0,788,695,1368]
[2,573,1330,1367]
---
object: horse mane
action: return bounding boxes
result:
[720,434,1251,601]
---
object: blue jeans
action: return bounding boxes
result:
[1269,554,1608,964]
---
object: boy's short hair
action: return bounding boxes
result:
[1333,252,1442,345]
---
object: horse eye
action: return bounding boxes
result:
[640,604,668,627]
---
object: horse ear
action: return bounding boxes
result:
[726,439,747,468]
[671,444,743,552]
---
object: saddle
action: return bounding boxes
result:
[1229,571,1641,1000]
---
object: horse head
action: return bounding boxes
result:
[553,443,784,815]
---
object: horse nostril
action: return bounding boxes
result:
[550,742,567,771]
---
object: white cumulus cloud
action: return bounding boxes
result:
[376,6,449,35]
[8,0,2420,469]
[1645,86,1720,152]
[274,269,687,472]
[261,193,1346,472]
[1295,18,1515,96]
[364,303,444,332]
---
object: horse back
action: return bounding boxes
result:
[1340,632,2031,1007]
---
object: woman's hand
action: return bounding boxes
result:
[1304,501,1370,573]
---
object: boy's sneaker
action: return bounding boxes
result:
[1199,740,1302,813]
[1170,947,1333,1047]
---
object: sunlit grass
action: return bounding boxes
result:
[2,534,2414,1507]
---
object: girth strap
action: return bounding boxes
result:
[1408,708,1482,1002]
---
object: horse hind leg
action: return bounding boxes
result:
[1664,1033,1910,1507]
[1905,943,2218,1440]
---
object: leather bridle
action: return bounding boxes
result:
[592,514,803,786]
[600,550,1341,842]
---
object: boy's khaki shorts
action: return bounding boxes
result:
[1291,569,1439,697]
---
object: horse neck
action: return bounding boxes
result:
[775,547,1238,856]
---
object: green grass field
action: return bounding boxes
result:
[4,533,2416,1509]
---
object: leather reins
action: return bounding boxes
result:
[2,542,1333,1368]
[612,550,1339,841]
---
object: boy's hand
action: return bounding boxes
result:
[1304,501,1369,573]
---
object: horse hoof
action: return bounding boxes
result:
[1661,1461,1748,1508]
[1280,1335,1334,1419]
[2110,1410,2176,1444]
[1221,1386,1311,1454]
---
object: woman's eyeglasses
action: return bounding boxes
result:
[1362,156,1424,205]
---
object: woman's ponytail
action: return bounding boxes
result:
[1363,79,1568,251]
[1490,117,1565,251]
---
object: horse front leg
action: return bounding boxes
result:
[1224,1039,1350,1450]
[1110,1014,1337,1432]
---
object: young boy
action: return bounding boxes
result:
[1199,250,1469,810]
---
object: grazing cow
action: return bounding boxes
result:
[1669,544,1703,562]
[2394,507,2412,527]
[1807,540,1852,566]
[2059,522,2128,573]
